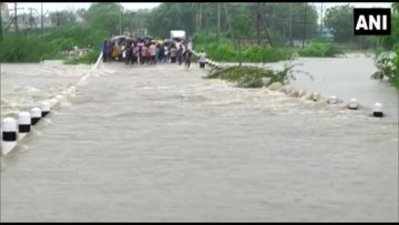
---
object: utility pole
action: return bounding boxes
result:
[119,7,122,35]
[302,3,307,48]
[288,3,293,46]
[217,3,221,37]
[14,2,18,33]
[41,2,43,36]
[0,3,3,41]
[255,2,261,45]
[224,3,231,34]
[319,3,324,36]
[198,3,202,31]
[29,8,33,30]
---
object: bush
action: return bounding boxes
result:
[371,45,399,89]
[193,32,293,63]
[0,25,107,63]
[297,41,343,57]
[392,46,399,89]
[0,35,52,62]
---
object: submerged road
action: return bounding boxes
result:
[1,63,398,222]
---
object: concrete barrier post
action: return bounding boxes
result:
[348,98,359,110]
[41,102,50,117]
[31,107,42,125]
[327,96,338,104]
[18,111,31,135]
[372,102,384,117]
[1,117,18,155]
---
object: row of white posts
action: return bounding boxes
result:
[1,52,104,156]
[1,102,51,155]
[193,50,385,118]
[319,95,384,117]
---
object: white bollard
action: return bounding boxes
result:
[297,89,306,98]
[311,92,320,102]
[17,112,31,140]
[40,101,50,117]
[372,102,384,117]
[31,107,42,125]
[347,98,359,110]
[327,96,338,104]
[49,98,59,109]
[56,94,64,102]
[67,86,76,95]
[1,117,17,155]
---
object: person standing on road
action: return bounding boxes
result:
[149,42,157,65]
[158,43,165,63]
[102,40,108,62]
[170,44,177,63]
[164,45,170,63]
[177,44,184,65]
[183,49,193,69]
[198,50,207,69]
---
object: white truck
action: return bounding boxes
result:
[170,30,186,41]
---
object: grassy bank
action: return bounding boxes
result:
[0,26,106,63]
[194,34,344,63]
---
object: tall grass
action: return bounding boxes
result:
[0,25,107,63]
[193,33,294,63]
[193,33,344,63]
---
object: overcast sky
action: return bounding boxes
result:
[3,2,392,15]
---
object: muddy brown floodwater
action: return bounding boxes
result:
[1,56,398,222]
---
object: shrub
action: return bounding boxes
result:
[206,65,295,88]
[371,45,399,89]
[297,41,343,57]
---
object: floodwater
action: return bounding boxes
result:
[1,61,91,117]
[0,55,398,222]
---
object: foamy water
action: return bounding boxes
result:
[1,61,91,117]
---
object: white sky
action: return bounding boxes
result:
[3,2,392,15]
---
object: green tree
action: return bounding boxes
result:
[49,10,77,27]
[86,3,123,36]
[379,3,399,49]
[324,4,354,43]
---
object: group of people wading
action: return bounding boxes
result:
[102,36,207,69]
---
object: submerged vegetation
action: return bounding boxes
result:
[372,3,399,89]
[63,49,100,65]
[206,65,295,88]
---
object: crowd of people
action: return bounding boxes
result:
[102,37,205,69]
